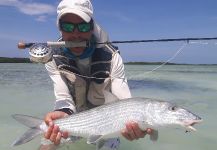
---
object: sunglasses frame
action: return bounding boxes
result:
[59,19,93,33]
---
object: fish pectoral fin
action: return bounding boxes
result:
[87,135,103,144]
[96,139,106,150]
[68,136,82,142]
[150,129,158,141]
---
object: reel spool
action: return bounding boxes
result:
[29,44,52,63]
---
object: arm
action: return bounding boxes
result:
[110,52,152,140]
[45,60,76,113]
[110,52,131,99]
[43,60,75,144]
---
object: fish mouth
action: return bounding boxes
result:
[184,119,203,132]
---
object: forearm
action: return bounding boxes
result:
[110,52,132,99]
[45,61,77,114]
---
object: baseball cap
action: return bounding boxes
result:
[57,0,93,27]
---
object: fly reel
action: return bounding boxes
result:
[29,43,53,63]
[29,44,53,63]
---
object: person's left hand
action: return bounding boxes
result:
[121,122,152,141]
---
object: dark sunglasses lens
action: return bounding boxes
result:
[61,22,75,32]
[78,23,92,32]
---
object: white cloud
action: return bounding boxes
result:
[35,15,47,22]
[0,0,18,5]
[18,3,55,15]
[0,0,56,16]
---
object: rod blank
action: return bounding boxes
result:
[18,41,88,49]
[18,37,217,49]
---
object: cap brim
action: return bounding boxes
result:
[58,8,91,22]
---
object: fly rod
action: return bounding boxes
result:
[104,37,217,44]
[18,37,217,49]
[17,37,217,63]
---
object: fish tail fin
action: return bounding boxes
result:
[11,114,43,146]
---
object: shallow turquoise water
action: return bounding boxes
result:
[0,63,216,150]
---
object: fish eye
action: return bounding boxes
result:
[169,106,177,111]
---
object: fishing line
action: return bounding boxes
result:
[65,42,188,80]
[129,40,217,79]
[189,41,209,45]
[189,41,217,45]
[139,42,188,77]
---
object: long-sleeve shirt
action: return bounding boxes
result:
[45,50,131,113]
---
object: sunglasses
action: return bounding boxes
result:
[59,20,93,33]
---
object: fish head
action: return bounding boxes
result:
[147,101,202,131]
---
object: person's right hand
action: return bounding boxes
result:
[44,111,69,145]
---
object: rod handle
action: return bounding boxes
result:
[18,42,34,49]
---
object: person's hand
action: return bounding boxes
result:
[121,122,152,141]
[44,111,69,145]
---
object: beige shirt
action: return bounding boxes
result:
[45,51,131,113]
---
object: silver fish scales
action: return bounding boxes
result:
[11,93,202,149]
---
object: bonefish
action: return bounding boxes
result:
[11,91,202,150]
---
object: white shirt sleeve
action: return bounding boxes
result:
[110,52,132,99]
[45,60,76,113]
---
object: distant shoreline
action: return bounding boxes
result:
[0,57,216,65]
[0,57,31,63]
[124,61,217,65]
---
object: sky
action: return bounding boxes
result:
[0,0,217,64]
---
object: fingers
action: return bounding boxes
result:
[44,112,53,125]
[45,124,62,145]
[44,122,54,139]
[122,122,153,141]
[43,111,69,145]
[122,122,141,141]
[122,129,133,141]
[126,122,138,140]
[62,131,69,139]
[44,111,68,125]
[146,128,153,135]
[55,132,62,145]
[50,125,60,143]
[131,123,146,138]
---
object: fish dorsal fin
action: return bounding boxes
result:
[150,129,158,141]
[103,90,119,104]
[87,135,103,144]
